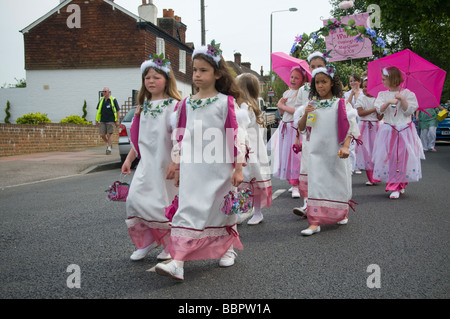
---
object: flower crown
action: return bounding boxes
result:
[312,63,337,79]
[307,50,332,63]
[192,39,222,66]
[140,53,171,77]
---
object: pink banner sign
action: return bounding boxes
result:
[324,12,373,62]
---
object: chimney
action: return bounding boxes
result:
[234,52,241,65]
[260,66,264,77]
[158,9,187,43]
[242,62,251,69]
[138,0,157,24]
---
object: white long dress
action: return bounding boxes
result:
[125,98,179,250]
[372,89,424,187]
[238,103,272,208]
[306,98,360,226]
[169,93,244,261]
[293,83,311,197]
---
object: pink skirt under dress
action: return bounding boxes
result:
[372,122,424,185]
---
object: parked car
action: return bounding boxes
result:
[118,107,139,167]
[436,104,450,140]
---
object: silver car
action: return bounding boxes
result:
[118,107,139,167]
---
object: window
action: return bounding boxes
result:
[179,50,186,74]
[156,37,165,56]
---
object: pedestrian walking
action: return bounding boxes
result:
[416,106,444,152]
[95,87,120,155]
[354,77,383,185]
[297,63,360,236]
[122,54,182,261]
[269,67,306,198]
[292,51,327,217]
[372,66,425,199]
[155,40,246,281]
[344,74,362,175]
[235,73,272,225]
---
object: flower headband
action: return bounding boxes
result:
[140,53,171,77]
[312,63,337,79]
[192,39,222,66]
[307,50,332,63]
[382,67,389,76]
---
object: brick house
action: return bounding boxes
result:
[2,0,193,123]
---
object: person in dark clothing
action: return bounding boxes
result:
[95,87,120,154]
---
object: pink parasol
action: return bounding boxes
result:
[367,49,447,111]
[271,52,311,87]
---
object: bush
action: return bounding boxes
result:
[4,100,11,124]
[16,112,51,124]
[59,115,91,125]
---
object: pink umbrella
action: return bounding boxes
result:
[367,49,447,111]
[271,52,311,87]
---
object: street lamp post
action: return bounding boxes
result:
[270,8,298,76]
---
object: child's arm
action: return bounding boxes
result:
[232,163,244,187]
[298,103,316,131]
[121,148,137,175]
[338,135,352,159]
[278,98,297,114]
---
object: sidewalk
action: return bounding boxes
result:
[0,146,121,188]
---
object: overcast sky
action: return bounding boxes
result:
[0,0,333,86]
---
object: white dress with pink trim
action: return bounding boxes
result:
[170,93,244,261]
[354,94,381,171]
[238,103,272,208]
[372,89,424,184]
[306,98,360,226]
[125,98,179,250]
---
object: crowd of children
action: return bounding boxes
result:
[119,41,424,281]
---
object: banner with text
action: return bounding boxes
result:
[324,12,372,62]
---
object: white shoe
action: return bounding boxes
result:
[155,261,184,281]
[292,207,307,217]
[337,218,348,225]
[389,191,400,199]
[291,188,300,198]
[365,181,374,186]
[157,250,172,260]
[355,170,362,174]
[219,249,237,267]
[130,242,158,261]
[301,226,320,236]
[288,186,293,192]
[247,214,263,225]
[237,208,254,224]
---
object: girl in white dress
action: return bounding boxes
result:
[122,54,182,261]
[372,66,424,199]
[155,41,247,281]
[297,64,360,236]
[354,77,383,185]
[236,73,272,225]
[292,52,327,216]
[270,68,306,198]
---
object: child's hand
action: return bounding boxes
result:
[389,98,399,105]
[338,146,350,159]
[166,161,178,180]
[305,104,317,114]
[277,98,287,110]
[394,93,404,101]
[231,167,243,187]
[174,170,180,188]
[121,159,131,175]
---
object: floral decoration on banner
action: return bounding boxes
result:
[290,17,388,59]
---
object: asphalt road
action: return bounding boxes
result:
[1,144,449,303]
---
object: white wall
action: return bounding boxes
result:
[0,68,192,123]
